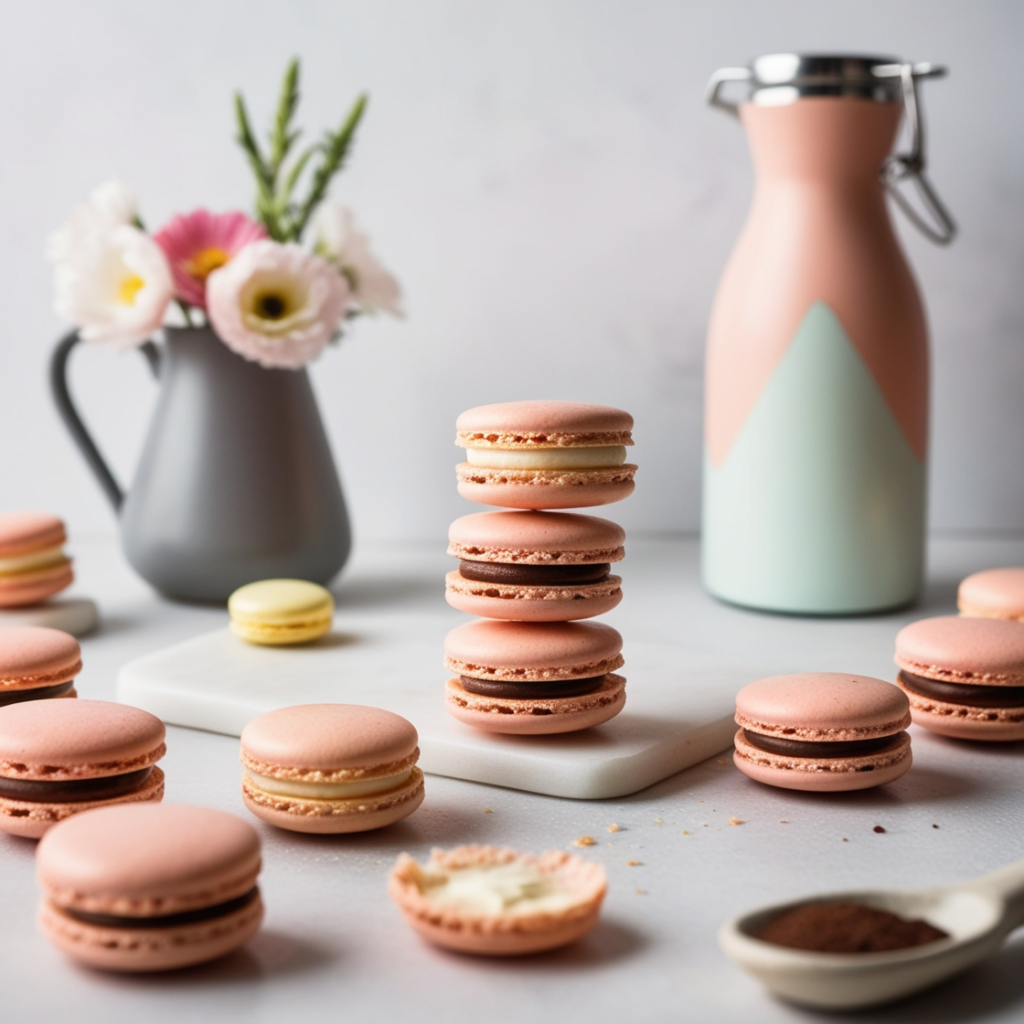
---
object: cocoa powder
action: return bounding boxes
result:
[756,901,949,953]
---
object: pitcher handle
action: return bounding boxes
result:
[49,330,161,513]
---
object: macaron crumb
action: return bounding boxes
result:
[728,817,744,826]
[627,860,643,866]
[779,819,789,824]
[484,807,493,814]
[607,823,622,833]
[653,817,663,823]
[873,825,887,834]
[635,888,647,895]
[575,835,597,847]
[932,823,940,829]
[682,830,691,835]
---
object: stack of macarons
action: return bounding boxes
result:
[0,513,74,608]
[444,401,636,735]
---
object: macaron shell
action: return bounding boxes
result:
[388,846,607,956]
[38,890,263,972]
[0,699,166,780]
[456,401,633,448]
[897,678,1024,741]
[456,465,636,510]
[241,704,419,778]
[0,627,82,692]
[230,617,332,646]
[734,673,911,740]
[444,619,623,681]
[0,766,164,839]
[242,767,425,833]
[445,674,626,735]
[0,561,73,608]
[445,571,622,622]
[0,513,66,557]
[894,615,1024,685]
[37,804,261,914]
[958,568,1024,621]
[733,730,912,792]
[448,510,625,564]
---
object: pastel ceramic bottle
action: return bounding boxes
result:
[702,55,954,615]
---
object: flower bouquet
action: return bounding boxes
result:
[49,58,401,369]
[47,61,400,601]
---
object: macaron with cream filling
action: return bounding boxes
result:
[455,401,636,509]
[0,513,73,607]
[0,699,166,838]
[0,627,81,706]
[447,510,624,621]
[444,619,626,734]
[388,845,607,955]
[37,803,263,971]
[733,673,912,792]
[228,578,334,645]
[958,568,1024,622]
[895,615,1024,740]
[240,704,424,832]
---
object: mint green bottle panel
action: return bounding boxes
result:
[702,302,925,614]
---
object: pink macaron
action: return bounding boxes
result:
[446,510,624,621]
[444,619,626,734]
[455,401,636,509]
[37,803,263,971]
[0,699,166,838]
[958,568,1024,622]
[240,704,425,833]
[388,845,607,955]
[0,627,81,706]
[895,615,1024,741]
[733,673,913,792]
[0,513,73,607]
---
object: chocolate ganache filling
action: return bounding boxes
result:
[742,731,903,759]
[0,681,75,707]
[460,674,606,699]
[63,887,260,929]
[899,670,1024,708]
[0,766,153,804]
[459,561,611,586]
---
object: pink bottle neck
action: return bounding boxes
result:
[740,97,902,187]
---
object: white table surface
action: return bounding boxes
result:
[4,534,1024,1023]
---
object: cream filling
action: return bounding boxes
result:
[412,862,577,916]
[465,446,626,470]
[0,545,66,575]
[247,768,412,800]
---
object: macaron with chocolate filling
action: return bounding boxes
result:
[0,626,81,706]
[0,512,73,607]
[447,510,624,621]
[444,619,626,734]
[0,699,166,838]
[733,673,912,792]
[958,568,1024,622]
[895,615,1024,740]
[455,401,636,509]
[37,803,263,971]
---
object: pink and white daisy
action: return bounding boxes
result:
[206,240,349,370]
[153,209,266,309]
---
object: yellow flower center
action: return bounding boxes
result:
[117,274,145,306]
[184,246,231,281]
[253,292,289,320]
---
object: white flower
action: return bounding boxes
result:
[47,179,138,264]
[312,203,403,317]
[206,240,349,370]
[51,224,174,348]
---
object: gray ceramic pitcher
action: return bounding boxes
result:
[50,326,351,602]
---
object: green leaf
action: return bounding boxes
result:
[270,58,301,179]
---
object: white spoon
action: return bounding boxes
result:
[718,860,1024,1010]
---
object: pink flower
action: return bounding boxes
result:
[206,240,349,370]
[153,209,266,308]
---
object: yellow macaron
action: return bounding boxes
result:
[228,579,334,646]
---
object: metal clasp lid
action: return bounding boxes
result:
[705,55,957,245]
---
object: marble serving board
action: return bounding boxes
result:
[117,627,742,800]
[0,597,98,637]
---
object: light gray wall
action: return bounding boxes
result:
[1,0,1021,545]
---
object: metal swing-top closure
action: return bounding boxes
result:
[705,53,957,245]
